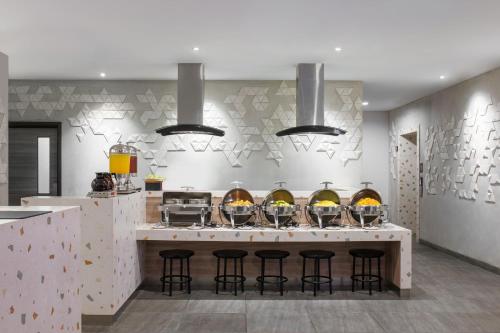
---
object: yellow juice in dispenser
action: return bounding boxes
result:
[109,153,131,174]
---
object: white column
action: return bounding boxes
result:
[0,52,8,205]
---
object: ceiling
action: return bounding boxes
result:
[2,0,500,111]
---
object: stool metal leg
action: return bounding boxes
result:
[162,257,166,293]
[187,257,191,294]
[361,257,365,289]
[351,256,355,292]
[313,258,318,297]
[180,258,184,291]
[378,257,382,292]
[223,258,227,290]
[169,258,173,296]
[328,257,333,295]
[240,257,244,293]
[233,258,237,296]
[368,258,372,295]
[216,257,220,294]
[260,258,265,295]
[279,258,284,296]
[301,257,306,293]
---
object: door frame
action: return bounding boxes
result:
[396,126,420,240]
[9,122,62,196]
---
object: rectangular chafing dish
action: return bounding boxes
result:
[159,191,212,227]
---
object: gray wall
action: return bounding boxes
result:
[389,67,500,268]
[8,80,365,195]
[0,53,7,205]
[362,111,390,202]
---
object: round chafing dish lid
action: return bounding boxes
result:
[350,181,382,206]
[308,181,341,206]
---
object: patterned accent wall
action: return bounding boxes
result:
[8,80,363,194]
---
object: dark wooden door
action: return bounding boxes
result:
[8,123,61,205]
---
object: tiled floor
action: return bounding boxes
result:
[83,243,500,333]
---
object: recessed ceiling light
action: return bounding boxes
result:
[192,46,200,52]
[362,101,369,106]
[439,75,446,80]
[99,72,106,78]
[334,47,342,52]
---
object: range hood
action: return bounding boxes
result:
[156,63,224,137]
[275,63,346,137]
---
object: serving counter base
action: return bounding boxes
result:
[137,223,412,297]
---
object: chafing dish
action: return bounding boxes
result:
[219,182,257,228]
[347,182,388,228]
[159,189,212,228]
[260,181,300,229]
[305,181,342,228]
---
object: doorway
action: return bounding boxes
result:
[397,129,419,239]
[8,122,61,205]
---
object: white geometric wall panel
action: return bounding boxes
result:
[390,96,500,204]
[9,80,363,193]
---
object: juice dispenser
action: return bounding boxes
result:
[109,143,131,192]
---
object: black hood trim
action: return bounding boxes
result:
[156,124,225,137]
[275,125,346,137]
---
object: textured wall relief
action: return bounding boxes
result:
[391,96,500,204]
[8,81,362,172]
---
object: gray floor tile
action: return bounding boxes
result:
[123,299,188,313]
[184,298,246,313]
[247,309,316,333]
[176,313,246,333]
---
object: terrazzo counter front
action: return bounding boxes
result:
[0,206,81,333]
[137,223,412,295]
[23,192,146,322]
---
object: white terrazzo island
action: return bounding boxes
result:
[23,192,146,324]
[0,206,81,333]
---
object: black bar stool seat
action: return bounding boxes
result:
[255,250,290,296]
[349,248,384,295]
[159,249,194,296]
[213,249,248,296]
[299,250,335,296]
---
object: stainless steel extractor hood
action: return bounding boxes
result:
[156,63,224,137]
[275,63,346,137]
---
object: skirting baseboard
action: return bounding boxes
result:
[82,289,139,326]
[419,239,500,275]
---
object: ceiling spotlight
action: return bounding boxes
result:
[362,101,369,106]
[192,46,200,52]
[99,72,106,78]
[334,47,342,52]
[439,75,446,80]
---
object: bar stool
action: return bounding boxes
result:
[213,249,247,296]
[349,249,384,295]
[159,249,194,296]
[255,250,290,296]
[299,250,335,296]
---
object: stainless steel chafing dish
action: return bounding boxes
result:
[159,187,212,228]
[305,181,342,229]
[219,181,257,228]
[347,182,388,228]
[260,181,300,229]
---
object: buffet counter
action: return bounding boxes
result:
[0,206,81,332]
[137,223,412,296]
